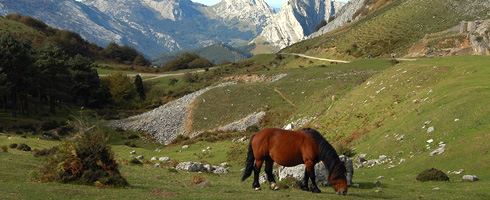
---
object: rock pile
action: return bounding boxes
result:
[108,82,236,145]
[176,161,229,174]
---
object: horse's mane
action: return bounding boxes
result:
[302,128,346,179]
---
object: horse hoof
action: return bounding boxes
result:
[254,187,261,191]
[270,183,280,190]
[311,188,321,193]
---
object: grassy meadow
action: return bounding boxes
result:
[1,56,489,199]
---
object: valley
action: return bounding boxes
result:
[1,0,490,199]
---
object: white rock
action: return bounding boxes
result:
[136,155,144,159]
[182,145,189,149]
[462,175,478,181]
[427,126,435,133]
[159,157,170,162]
[151,156,158,161]
[427,139,434,143]
[130,150,136,154]
[155,163,161,168]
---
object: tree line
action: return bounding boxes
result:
[0,33,149,117]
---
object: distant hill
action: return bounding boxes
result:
[152,43,254,66]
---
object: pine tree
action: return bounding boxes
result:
[134,74,145,101]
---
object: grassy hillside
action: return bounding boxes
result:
[152,43,253,66]
[0,16,46,48]
[285,0,490,58]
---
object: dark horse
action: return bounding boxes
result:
[242,128,348,195]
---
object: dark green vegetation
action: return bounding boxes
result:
[152,43,254,66]
[160,52,215,72]
[417,168,450,182]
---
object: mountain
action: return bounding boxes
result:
[0,0,275,58]
[152,43,254,66]
[309,0,365,38]
[252,0,345,52]
[203,0,275,34]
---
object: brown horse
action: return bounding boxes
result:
[242,128,348,195]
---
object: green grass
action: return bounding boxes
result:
[1,132,489,199]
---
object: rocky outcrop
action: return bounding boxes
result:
[108,82,236,145]
[309,0,364,38]
[254,0,345,50]
[206,0,275,33]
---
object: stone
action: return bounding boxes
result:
[430,145,445,156]
[462,175,478,181]
[176,161,205,172]
[193,181,211,188]
[130,150,136,154]
[213,167,229,174]
[155,163,161,168]
[427,139,434,143]
[151,157,158,161]
[396,135,404,141]
[339,155,354,185]
[220,162,230,168]
[182,145,189,149]
[136,155,144,159]
[379,155,387,160]
[378,176,385,179]
[159,157,170,162]
[427,126,435,133]
[284,123,294,130]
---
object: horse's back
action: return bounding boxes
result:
[252,128,318,166]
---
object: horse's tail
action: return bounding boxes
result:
[241,135,255,181]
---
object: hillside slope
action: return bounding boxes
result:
[285,0,490,58]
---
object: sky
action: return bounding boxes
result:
[192,0,349,8]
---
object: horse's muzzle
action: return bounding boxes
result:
[337,190,347,195]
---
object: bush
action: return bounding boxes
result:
[129,158,143,165]
[17,143,31,151]
[1,145,7,152]
[334,144,355,157]
[57,125,74,136]
[33,147,58,157]
[171,134,190,144]
[41,121,61,131]
[127,134,139,139]
[191,175,204,185]
[9,143,18,149]
[416,168,449,182]
[39,124,128,186]
[124,141,136,147]
[245,125,260,133]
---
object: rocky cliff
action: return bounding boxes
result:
[253,0,345,51]
[309,0,364,38]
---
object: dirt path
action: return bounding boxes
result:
[98,69,205,81]
[281,53,351,63]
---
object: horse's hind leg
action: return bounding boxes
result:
[252,159,263,190]
[300,169,310,191]
[265,159,279,190]
[305,161,321,193]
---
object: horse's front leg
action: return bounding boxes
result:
[265,159,279,190]
[252,159,263,190]
[300,169,310,191]
[305,161,321,193]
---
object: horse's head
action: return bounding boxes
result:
[329,162,348,195]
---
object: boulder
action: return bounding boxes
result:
[136,155,144,159]
[159,157,170,162]
[213,167,229,174]
[462,175,478,181]
[176,162,205,172]
[151,156,158,161]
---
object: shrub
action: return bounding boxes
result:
[191,175,204,185]
[416,168,449,182]
[17,143,31,151]
[334,144,355,157]
[246,125,260,133]
[127,134,139,139]
[9,143,18,149]
[41,121,61,131]
[39,123,128,186]
[226,143,248,163]
[33,147,58,157]
[129,158,143,165]
[124,141,137,147]
[57,125,74,136]
[171,134,190,144]
[1,145,7,152]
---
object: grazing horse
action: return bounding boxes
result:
[242,128,348,195]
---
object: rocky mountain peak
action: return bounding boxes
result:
[208,0,275,29]
[254,0,345,50]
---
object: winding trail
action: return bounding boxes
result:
[281,53,350,63]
